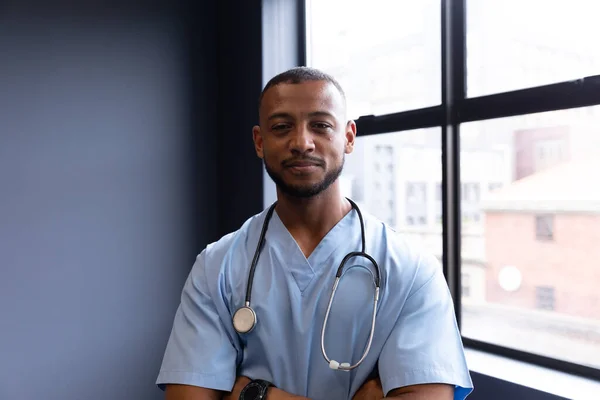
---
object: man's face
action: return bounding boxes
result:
[253,80,356,198]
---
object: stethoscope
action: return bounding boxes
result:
[232,198,381,371]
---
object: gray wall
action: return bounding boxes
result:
[0,2,223,399]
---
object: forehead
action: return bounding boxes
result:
[260,80,345,119]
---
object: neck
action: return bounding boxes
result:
[274,184,352,239]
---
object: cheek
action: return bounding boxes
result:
[262,147,280,165]
[326,137,346,156]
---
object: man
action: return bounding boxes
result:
[156,67,473,399]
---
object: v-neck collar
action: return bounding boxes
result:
[265,208,358,293]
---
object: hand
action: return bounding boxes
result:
[352,376,384,400]
[222,376,251,400]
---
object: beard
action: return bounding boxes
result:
[264,156,344,198]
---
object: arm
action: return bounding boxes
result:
[222,376,310,400]
[164,377,311,400]
[156,251,240,396]
[377,254,473,400]
[165,384,223,400]
[385,384,453,399]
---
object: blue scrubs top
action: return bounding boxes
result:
[156,206,473,399]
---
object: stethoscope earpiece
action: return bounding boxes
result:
[329,360,351,371]
[233,198,381,372]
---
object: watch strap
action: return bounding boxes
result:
[239,379,274,400]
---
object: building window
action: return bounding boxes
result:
[461,182,480,202]
[534,138,566,172]
[535,286,556,311]
[406,182,427,203]
[462,273,471,298]
[436,182,442,201]
[535,215,554,241]
[488,182,503,192]
[406,182,427,226]
[376,144,394,157]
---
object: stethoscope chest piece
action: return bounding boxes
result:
[233,305,257,334]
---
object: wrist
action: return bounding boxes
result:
[266,387,309,400]
[239,378,274,400]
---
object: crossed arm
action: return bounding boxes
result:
[165,377,453,400]
[161,253,467,400]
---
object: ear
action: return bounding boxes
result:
[252,125,264,159]
[344,120,357,154]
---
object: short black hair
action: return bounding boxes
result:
[258,66,346,111]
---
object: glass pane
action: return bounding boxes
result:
[306,0,441,119]
[342,128,442,253]
[467,0,600,97]
[460,105,600,369]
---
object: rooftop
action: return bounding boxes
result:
[481,157,600,214]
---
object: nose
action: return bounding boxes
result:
[289,125,315,154]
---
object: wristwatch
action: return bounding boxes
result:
[239,379,274,400]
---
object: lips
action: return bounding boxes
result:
[284,160,321,175]
[286,162,319,168]
[283,158,323,168]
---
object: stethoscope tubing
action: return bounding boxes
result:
[236,198,381,371]
[320,276,380,371]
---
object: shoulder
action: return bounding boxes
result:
[360,209,442,298]
[194,207,272,282]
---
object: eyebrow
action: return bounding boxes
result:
[267,112,293,121]
[267,111,336,121]
[308,111,336,119]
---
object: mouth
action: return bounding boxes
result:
[286,162,319,168]
[284,161,321,174]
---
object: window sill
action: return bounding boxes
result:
[465,348,600,399]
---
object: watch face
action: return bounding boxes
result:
[241,382,262,400]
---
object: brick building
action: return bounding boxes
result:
[481,158,600,320]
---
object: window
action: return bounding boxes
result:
[488,182,502,192]
[467,0,600,97]
[460,106,600,370]
[406,181,428,227]
[341,129,441,251]
[535,286,556,311]
[534,138,567,172]
[462,273,471,298]
[303,0,600,380]
[406,182,427,203]
[461,183,480,202]
[535,215,554,241]
[306,0,441,119]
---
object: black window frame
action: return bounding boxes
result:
[284,0,600,382]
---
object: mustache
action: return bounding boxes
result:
[281,156,324,167]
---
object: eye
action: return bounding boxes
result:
[272,123,291,131]
[312,122,333,131]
